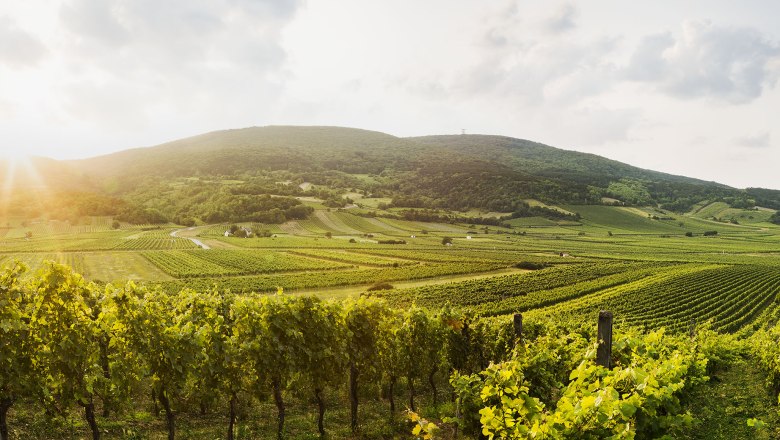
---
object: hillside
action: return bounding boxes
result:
[1,125,778,223]
[72,126,427,180]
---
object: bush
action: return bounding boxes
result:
[685,232,693,237]
[442,236,453,245]
[703,230,718,236]
[515,262,547,270]
[366,282,394,291]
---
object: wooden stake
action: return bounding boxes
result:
[597,311,613,368]
[513,313,523,341]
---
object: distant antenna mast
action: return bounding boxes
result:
[461,128,466,135]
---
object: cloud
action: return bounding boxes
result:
[0,17,48,67]
[545,3,578,34]
[58,0,302,74]
[53,0,303,130]
[625,21,780,103]
[454,2,619,106]
[734,132,771,149]
[0,98,15,118]
[549,106,641,146]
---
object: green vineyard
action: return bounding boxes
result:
[2,206,780,439]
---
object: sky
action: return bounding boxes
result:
[0,1,779,189]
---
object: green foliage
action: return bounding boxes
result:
[606,179,653,205]
[449,328,707,439]
[28,264,104,407]
[0,262,33,434]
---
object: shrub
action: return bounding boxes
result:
[515,262,547,270]
[366,282,394,291]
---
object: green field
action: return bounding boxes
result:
[4,206,780,439]
[3,208,779,332]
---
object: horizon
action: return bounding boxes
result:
[1,1,779,188]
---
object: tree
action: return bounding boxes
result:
[115,286,199,440]
[396,307,445,410]
[185,289,245,440]
[770,210,780,225]
[379,311,404,414]
[234,294,300,440]
[0,263,33,440]
[344,298,391,432]
[111,220,121,229]
[28,263,105,440]
[292,297,347,436]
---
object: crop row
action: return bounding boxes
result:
[183,250,350,274]
[287,250,416,267]
[116,237,199,250]
[613,265,780,332]
[158,261,508,294]
[350,249,495,263]
[465,263,683,317]
[534,264,780,334]
[377,261,656,309]
[141,251,241,277]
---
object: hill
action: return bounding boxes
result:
[1,125,778,223]
[72,126,427,180]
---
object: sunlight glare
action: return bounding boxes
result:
[0,148,31,163]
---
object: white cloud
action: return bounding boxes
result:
[49,0,303,132]
[0,16,48,67]
[734,132,771,149]
[545,3,578,34]
[625,21,780,103]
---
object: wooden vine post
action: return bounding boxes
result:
[596,310,613,369]
[513,313,523,341]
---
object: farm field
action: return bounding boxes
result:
[3,207,780,440]
[2,209,779,333]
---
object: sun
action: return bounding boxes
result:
[0,150,46,217]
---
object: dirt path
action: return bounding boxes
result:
[170,227,211,249]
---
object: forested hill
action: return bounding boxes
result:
[72,126,427,179]
[409,135,720,187]
[4,125,779,221]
